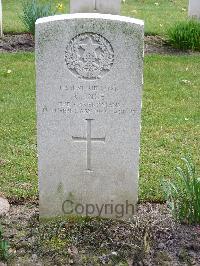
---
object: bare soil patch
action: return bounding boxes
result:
[144,35,200,55]
[0,34,34,53]
[1,202,200,265]
[1,34,200,55]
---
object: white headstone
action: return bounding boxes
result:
[0,197,10,216]
[188,0,200,18]
[70,0,95,13]
[70,0,121,15]
[0,0,2,37]
[36,13,144,219]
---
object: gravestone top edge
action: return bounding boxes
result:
[36,13,144,26]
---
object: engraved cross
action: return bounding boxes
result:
[72,119,105,171]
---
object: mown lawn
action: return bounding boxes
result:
[0,53,37,199]
[122,0,188,35]
[0,53,199,201]
[2,0,188,35]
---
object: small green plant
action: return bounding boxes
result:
[167,20,200,51]
[162,157,200,224]
[20,0,56,35]
[0,225,9,261]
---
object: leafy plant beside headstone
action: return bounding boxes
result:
[162,157,200,225]
[0,225,9,261]
[167,19,200,51]
[20,0,59,35]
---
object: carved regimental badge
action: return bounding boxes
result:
[65,33,114,80]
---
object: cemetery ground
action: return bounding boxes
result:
[0,1,200,265]
[0,53,199,202]
[3,0,188,35]
[0,53,200,265]
[1,0,199,54]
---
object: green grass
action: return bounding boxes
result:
[122,0,188,35]
[167,20,200,51]
[162,157,200,224]
[0,226,9,261]
[0,53,199,201]
[140,55,200,201]
[2,0,188,35]
[0,53,37,199]
[2,0,69,33]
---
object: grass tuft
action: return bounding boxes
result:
[162,157,200,224]
[20,0,56,35]
[167,20,200,51]
[0,226,9,261]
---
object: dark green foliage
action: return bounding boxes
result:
[20,0,55,35]
[162,158,200,224]
[0,226,9,261]
[167,20,200,51]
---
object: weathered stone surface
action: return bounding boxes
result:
[70,0,95,13]
[70,0,121,15]
[0,197,10,216]
[36,13,144,219]
[188,0,200,18]
[96,0,121,15]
